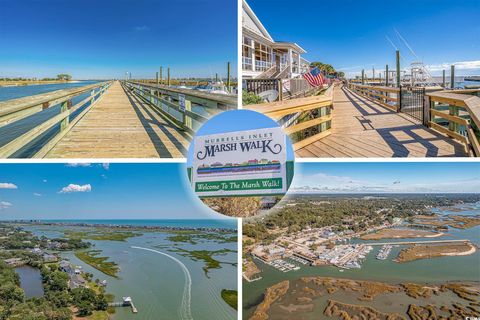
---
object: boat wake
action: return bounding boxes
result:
[131,246,193,320]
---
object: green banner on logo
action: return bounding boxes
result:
[195,178,283,193]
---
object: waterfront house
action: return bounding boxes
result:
[242,0,310,79]
[59,260,73,274]
[42,253,58,263]
[69,273,87,289]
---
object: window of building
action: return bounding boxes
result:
[242,36,253,70]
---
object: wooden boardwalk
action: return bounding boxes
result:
[296,86,467,157]
[45,81,190,158]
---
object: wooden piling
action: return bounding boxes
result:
[167,67,170,86]
[385,65,389,86]
[160,67,163,85]
[396,50,400,88]
[450,65,455,89]
[442,69,446,88]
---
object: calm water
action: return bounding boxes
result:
[0,81,100,101]
[40,219,238,230]
[243,204,480,318]
[24,221,237,320]
[0,81,104,158]
[15,265,44,298]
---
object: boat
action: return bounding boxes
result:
[196,81,231,95]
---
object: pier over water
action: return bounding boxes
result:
[0,80,237,158]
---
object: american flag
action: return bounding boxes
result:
[303,67,325,87]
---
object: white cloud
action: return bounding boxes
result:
[102,163,110,170]
[0,201,12,209]
[425,60,480,72]
[291,172,480,194]
[33,193,42,197]
[59,184,92,194]
[0,182,17,189]
[65,163,91,167]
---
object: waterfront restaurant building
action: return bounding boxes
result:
[242,0,310,79]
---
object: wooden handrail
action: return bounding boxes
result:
[0,81,111,126]
[127,81,237,109]
[123,82,207,134]
[347,82,400,111]
[426,91,480,156]
[245,85,335,150]
[0,81,112,158]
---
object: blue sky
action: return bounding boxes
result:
[0,0,237,79]
[0,163,233,220]
[292,162,480,193]
[249,0,480,77]
[187,110,294,165]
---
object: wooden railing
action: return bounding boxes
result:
[126,81,237,110]
[244,79,282,100]
[245,85,335,151]
[0,81,112,158]
[124,81,211,133]
[348,83,400,111]
[425,90,480,156]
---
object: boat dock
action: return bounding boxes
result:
[108,296,138,314]
[376,244,393,260]
[0,80,237,158]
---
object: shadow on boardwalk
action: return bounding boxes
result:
[296,85,467,158]
[44,81,190,158]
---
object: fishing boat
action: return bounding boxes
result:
[196,81,231,95]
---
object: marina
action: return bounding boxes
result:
[376,244,393,260]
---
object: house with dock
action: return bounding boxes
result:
[242,0,310,79]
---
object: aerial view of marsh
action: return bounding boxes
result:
[0,163,238,320]
[243,162,480,319]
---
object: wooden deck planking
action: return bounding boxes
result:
[45,81,190,158]
[296,86,467,157]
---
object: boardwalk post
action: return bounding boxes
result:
[372,66,375,83]
[156,72,159,84]
[90,89,95,105]
[449,65,458,133]
[183,99,192,130]
[396,50,400,88]
[423,93,430,126]
[277,79,283,101]
[60,100,69,131]
[385,65,389,86]
[160,67,163,85]
[442,69,446,88]
[450,65,455,89]
[167,68,170,86]
[361,69,364,84]
[215,73,218,82]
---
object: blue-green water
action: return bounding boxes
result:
[243,204,480,318]
[37,219,237,230]
[23,221,238,320]
[0,81,100,101]
[15,265,44,298]
[0,81,105,158]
